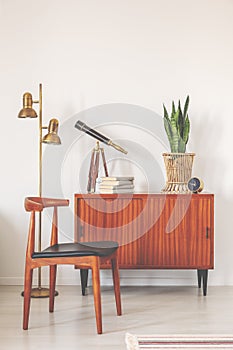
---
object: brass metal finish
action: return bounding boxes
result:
[23,93,33,107]
[18,92,38,118]
[197,179,204,193]
[38,84,43,292]
[21,287,59,298]
[18,83,61,298]
[18,108,37,118]
[42,118,61,145]
[108,140,128,154]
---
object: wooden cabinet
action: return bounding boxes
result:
[74,193,214,294]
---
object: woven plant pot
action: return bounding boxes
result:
[162,153,195,193]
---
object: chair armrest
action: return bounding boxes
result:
[25,197,69,212]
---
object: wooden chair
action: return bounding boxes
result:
[23,197,122,334]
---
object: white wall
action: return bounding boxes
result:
[1,0,233,286]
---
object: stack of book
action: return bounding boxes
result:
[96,176,134,194]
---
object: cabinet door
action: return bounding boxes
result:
[188,196,214,268]
[162,195,213,269]
[76,196,144,267]
[142,195,214,268]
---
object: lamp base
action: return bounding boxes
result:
[21,287,59,298]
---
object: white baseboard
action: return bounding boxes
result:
[0,273,223,286]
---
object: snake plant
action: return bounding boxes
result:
[163,95,190,153]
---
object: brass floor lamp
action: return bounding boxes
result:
[18,83,61,298]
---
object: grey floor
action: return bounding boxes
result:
[0,285,233,349]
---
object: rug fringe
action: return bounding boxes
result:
[126,334,233,349]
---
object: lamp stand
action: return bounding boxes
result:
[21,84,58,298]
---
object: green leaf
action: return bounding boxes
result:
[171,109,179,125]
[178,100,182,115]
[183,95,189,119]
[164,117,177,152]
[172,101,176,116]
[183,116,190,144]
[163,104,169,120]
[170,115,179,152]
[164,117,173,150]
[178,101,184,138]
[178,137,186,153]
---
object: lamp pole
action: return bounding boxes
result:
[29,84,47,296]
[38,83,43,292]
[35,84,59,297]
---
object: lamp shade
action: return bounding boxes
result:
[42,118,61,145]
[18,92,38,118]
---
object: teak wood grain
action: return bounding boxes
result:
[74,193,214,270]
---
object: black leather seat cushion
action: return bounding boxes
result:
[32,241,119,259]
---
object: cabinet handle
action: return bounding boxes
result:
[206,227,209,239]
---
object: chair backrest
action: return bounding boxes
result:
[24,197,69,257]
[25,197,69,212]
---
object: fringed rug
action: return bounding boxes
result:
[125,334,233,349]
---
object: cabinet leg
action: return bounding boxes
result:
[197,269,208,296]
[197,270,202,288]
[80,269,89,296]
[203,270,208,296]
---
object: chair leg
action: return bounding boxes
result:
[91,257,102,334]
[23,265,33,330]
[80,269,89,296]
[49,265,57,312]
[111,255,122,316]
